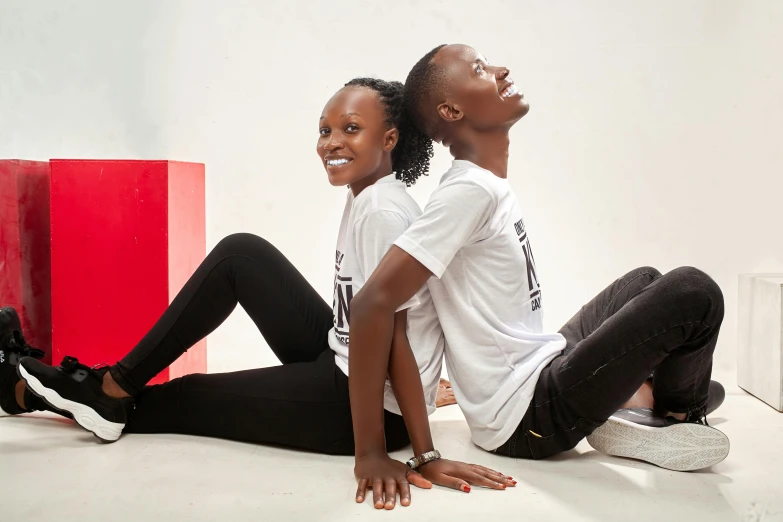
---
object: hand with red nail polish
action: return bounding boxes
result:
[417,459,515,493]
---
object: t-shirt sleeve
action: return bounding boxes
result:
[354,210,420,311]
[394,181,495,278]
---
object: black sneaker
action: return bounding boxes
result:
[706,380,725,415]
[1,307,48,416]
[586,408,730,471]
[18,355,133,442]
[647,376,725,415]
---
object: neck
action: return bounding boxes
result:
[349,159,393,197]
[447,128,511,179]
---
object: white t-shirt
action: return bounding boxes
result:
[328,173,445,416]
[394,160,566,450]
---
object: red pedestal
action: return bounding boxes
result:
[0,160,53,363]
[49,160,206,384]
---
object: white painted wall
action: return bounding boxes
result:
[2,0,781,377]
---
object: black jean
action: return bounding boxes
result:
[109,233,409,456]
[494,266,724,459]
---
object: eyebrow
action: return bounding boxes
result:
[319,112,361,120]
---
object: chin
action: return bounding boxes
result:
[328,177,350,188]
[507,100,530,127]
[330,168,369,188]
[516,98,531,118]
[326,171,350,187]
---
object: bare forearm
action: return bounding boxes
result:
[349,297,395,457]
[388,312,434,457]
[349,246,435,460]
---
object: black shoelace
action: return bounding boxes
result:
[4,330,46,360]
[686,406,710,427]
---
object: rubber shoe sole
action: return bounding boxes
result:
[586,416,729,471]
[18,364,124,442]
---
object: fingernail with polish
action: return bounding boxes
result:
[461,485,471,493]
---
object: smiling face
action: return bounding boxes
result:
[433,44,529,134]
[317,86,398,190]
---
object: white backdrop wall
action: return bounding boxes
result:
[2,0,781,377]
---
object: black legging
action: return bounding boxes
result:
[109,233,409,455]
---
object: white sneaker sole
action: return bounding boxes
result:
[586,416,730,471]
[18,364,124,442]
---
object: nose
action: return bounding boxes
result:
[494,67,510,81]
[322,132,344,152]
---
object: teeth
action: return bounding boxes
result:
[327,159,350,166]
[501,84,519,98]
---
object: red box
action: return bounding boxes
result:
[0,160,53,363]
[49,160,206,384]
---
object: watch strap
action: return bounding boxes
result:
[406,449,441,470]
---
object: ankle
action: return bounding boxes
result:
[15,379,27,410]
[621,380,655,409]
[102,370,132,400]
[666,411,687,421]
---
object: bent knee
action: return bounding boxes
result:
[634,266,662,280]
[668,266,724,312]
[214,232,271,255]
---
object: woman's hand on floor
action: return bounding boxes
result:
[354,453,432,509]
[436,378,457,408]
[417,459,516,492]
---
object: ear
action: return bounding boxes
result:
[436,101,463,123]
[383,127,399,152]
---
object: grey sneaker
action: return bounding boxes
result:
[586,408,729,471]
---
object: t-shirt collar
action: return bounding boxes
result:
[446,159,499,182]
[375,172,400,185]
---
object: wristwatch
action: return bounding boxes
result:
[406,450,441,470]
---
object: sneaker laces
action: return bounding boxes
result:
[21,344,46,360]
[59,356,135,413]
[685,405,710,426]
[7,330,46,360]
[59,356,111,380]
[61,355,93,373]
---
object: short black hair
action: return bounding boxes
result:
[403,44,448,139]
[344,77,433,186]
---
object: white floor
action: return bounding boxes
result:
[2,369,782,522]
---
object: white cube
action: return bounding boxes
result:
[738,274,783,412]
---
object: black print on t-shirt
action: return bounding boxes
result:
[333,250,352,344]
[514,218,542,312]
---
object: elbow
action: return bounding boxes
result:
[351,285,395,323]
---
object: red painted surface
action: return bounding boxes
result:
[0,160,52,363]
[167,162,207,380]
[0,163,23,325]
[49,160,206,384]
